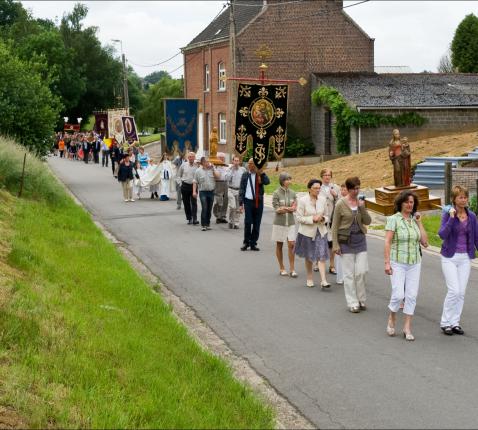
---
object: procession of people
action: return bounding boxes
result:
[53,130,478,343]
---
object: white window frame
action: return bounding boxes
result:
[219,113,226,144]
[204,64,210,91]
[218,62,226,91]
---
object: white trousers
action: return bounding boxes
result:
[342,252,368,307]
[335,254,343,283]
[388,261,421,315]
[228,189,241,226]
[440,253,471,327]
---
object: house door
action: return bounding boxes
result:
[324,109,332,155]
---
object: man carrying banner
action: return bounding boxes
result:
[239,158,270,251]
[178,152,199,225]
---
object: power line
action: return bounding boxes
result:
[128,51,182,68]
[343,0,369,9]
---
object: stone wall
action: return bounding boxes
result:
[452,167,478,193]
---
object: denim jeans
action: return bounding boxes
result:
[199,190,214,227]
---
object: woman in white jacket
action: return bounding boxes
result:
[294,178,330,288]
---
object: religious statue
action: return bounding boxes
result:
[388,128,411,187]
[209,127,219,158]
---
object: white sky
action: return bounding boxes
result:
[20,1,478,78]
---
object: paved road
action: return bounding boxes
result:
[49,157,478,429]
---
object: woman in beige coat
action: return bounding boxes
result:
[295,179,331,288]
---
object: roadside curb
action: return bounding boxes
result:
[48,162,315,430]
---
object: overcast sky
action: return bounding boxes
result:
[21,1,478,78]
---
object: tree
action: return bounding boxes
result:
[144,70,171,86]
[438,50,454,73]
[0,40,62,155]
[451,13,478,73]
[127,67,145,115]
[137,77,183,131]
[0,0,26,27]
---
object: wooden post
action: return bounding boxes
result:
[444,161,452,205]
[18,152,27,198]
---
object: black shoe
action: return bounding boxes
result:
[452,325,464,335]
[219,218,228,224]
[150,193,155,199]
[187,220,192,225]
[233,225,239,230]
[250,246,260,251]
[216,219,221,224]
[241,245,249,251]
[441,326,454,336]
[228,223,233,229]
[193,220,199,225]
[154,192,159,198]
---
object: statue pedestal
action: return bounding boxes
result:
[365,184,441,216]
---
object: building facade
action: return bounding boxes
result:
[182,0,374,159]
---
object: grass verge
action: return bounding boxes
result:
[139,133,163,145]
[0,137,274,428]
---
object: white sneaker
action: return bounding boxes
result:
[129,199,135,202]
[124,199,129,202]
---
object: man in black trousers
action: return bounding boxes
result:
[177,151,199,225]
[238,158,270,251]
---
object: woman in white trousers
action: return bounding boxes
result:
[439,186,478,336]
[384,191,428,341]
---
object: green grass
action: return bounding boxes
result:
[264,172,307,194]
[0,137,274,428]
[369,224,385,230]
[421,214,442,248]
[139,133,163,145]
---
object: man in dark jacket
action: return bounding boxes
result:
[238,158,270,251]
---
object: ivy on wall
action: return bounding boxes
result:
[311,86,427,154]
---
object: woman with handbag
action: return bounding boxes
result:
[439,185,478,336]
[332,177,371,313]
[384,190,428,340]
[295,178,330,288]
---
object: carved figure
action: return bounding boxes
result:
[209,126,219,158]
[388,129,411,187]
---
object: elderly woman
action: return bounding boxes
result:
[272,172,298,277]
[439,185,478,336]
[295,179,330,288]
[332,176,371,313]
[318,168,341,275]
[385,190,428,340]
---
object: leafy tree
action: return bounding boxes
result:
[127,66,145,115]
[451,13,478,72]
[0,0,26,27]
[144,70,171,86]
[137,77,183,131]
[0,40,62,155]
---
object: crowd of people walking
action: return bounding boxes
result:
[54,133,478,342]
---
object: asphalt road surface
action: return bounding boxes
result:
[49,156,478,429]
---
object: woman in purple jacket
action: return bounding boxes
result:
[439,185,478,336]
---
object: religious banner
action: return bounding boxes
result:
[234,84,288,169]
[107,108,128,143]
[94,112,108,136]
[64,123,80,132]
[165,99,198,154]
[122,116,138,143]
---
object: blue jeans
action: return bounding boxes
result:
[199,190,214,227]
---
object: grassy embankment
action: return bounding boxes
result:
[0,137,274,428]
[139,133,162,145]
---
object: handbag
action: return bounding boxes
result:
[337,228,351,244]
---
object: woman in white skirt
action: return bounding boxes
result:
[272,172,298,277]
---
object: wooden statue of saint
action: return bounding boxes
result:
[388,128,411,187]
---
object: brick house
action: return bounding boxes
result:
[311,72,478,154]
[182,0,374,159]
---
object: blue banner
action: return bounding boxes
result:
[165,99,198,153]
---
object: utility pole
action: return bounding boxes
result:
[228,0,236,161]
[122,52,130,113]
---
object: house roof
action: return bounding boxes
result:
[314,73,478,108]
[184,1,263,49]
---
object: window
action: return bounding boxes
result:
[204,64,209,91]
[218,62,226,91]
[219,113,226,143]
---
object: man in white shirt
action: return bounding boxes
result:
[225,155,246,229]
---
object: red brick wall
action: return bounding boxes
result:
[184,43,229,153]
[184,0,374,155]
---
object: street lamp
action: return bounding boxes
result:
[63,116,69,123]
[77,117,82,130]
[111,38,129,112]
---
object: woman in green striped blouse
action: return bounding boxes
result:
[384,191,428,341]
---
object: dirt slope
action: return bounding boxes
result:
[267,131,478,190]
